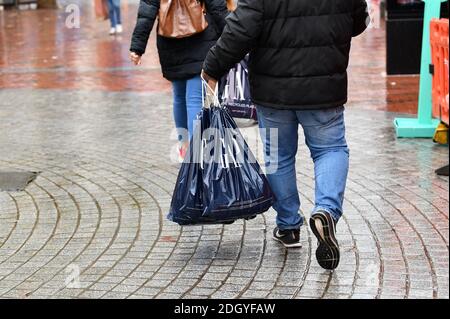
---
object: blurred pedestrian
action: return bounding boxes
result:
[202,0,369,270]
[94,0,109,21]
[130,0,228,161]
[107,0,123,35]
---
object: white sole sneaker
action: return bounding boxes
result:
[310,212,340,270]
[272,228,302,249]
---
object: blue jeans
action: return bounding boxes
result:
[172,75,203,142]
[257,105,349,231]
[107,0,121,28]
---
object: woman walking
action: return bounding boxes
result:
[107,0,123,35]
[130,0,228,161]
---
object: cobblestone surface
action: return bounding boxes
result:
[0,0,448,300]
[0,88,448,299]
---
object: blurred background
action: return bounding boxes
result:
[0,0,447,114]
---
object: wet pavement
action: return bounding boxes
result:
[0,0,169,93]
[0,1,448,299]
[0,0,418,113]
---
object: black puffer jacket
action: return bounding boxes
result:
[203,0,369,110]
[130,0,228,81]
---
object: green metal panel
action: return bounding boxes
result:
[394,0,445,138]
[395,118,441,138]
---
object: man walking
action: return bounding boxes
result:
[202,0,368,270]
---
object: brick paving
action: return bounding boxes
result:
[0,1,448,299]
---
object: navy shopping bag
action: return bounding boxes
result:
[167,104,274,226]
[219,56,258,121]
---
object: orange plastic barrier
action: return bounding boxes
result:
[431,18,449,125]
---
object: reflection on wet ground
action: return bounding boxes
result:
[0,1,448,300]
[1,0,419,114]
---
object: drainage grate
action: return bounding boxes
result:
[0,171,39,192]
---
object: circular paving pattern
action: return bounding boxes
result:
[0,89,448,299]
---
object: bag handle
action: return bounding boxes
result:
[201,75,220,109]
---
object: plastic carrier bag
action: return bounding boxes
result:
[219,56,258,121]
[168,79,274,225]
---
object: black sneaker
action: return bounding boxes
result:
[273,227,302,248]
[310,211,340,270]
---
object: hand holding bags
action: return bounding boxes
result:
[158,0,208,38]
[168,81,274,225]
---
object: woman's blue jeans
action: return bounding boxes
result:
[107,0,122,28]
[172,75,203,142]
[257,105,350,231]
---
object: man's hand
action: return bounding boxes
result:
[201,70,218,91]
[130,52,142,66]
[201,70,219,107]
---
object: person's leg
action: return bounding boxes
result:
[113,0,122,25]
[106,0,117,28]
[172,80,188,143]
[257,105,304,232]
[297,106,349,222]
[297,106,349,269]
[185,75,203,140]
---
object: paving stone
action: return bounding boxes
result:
[0,1,447,300]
